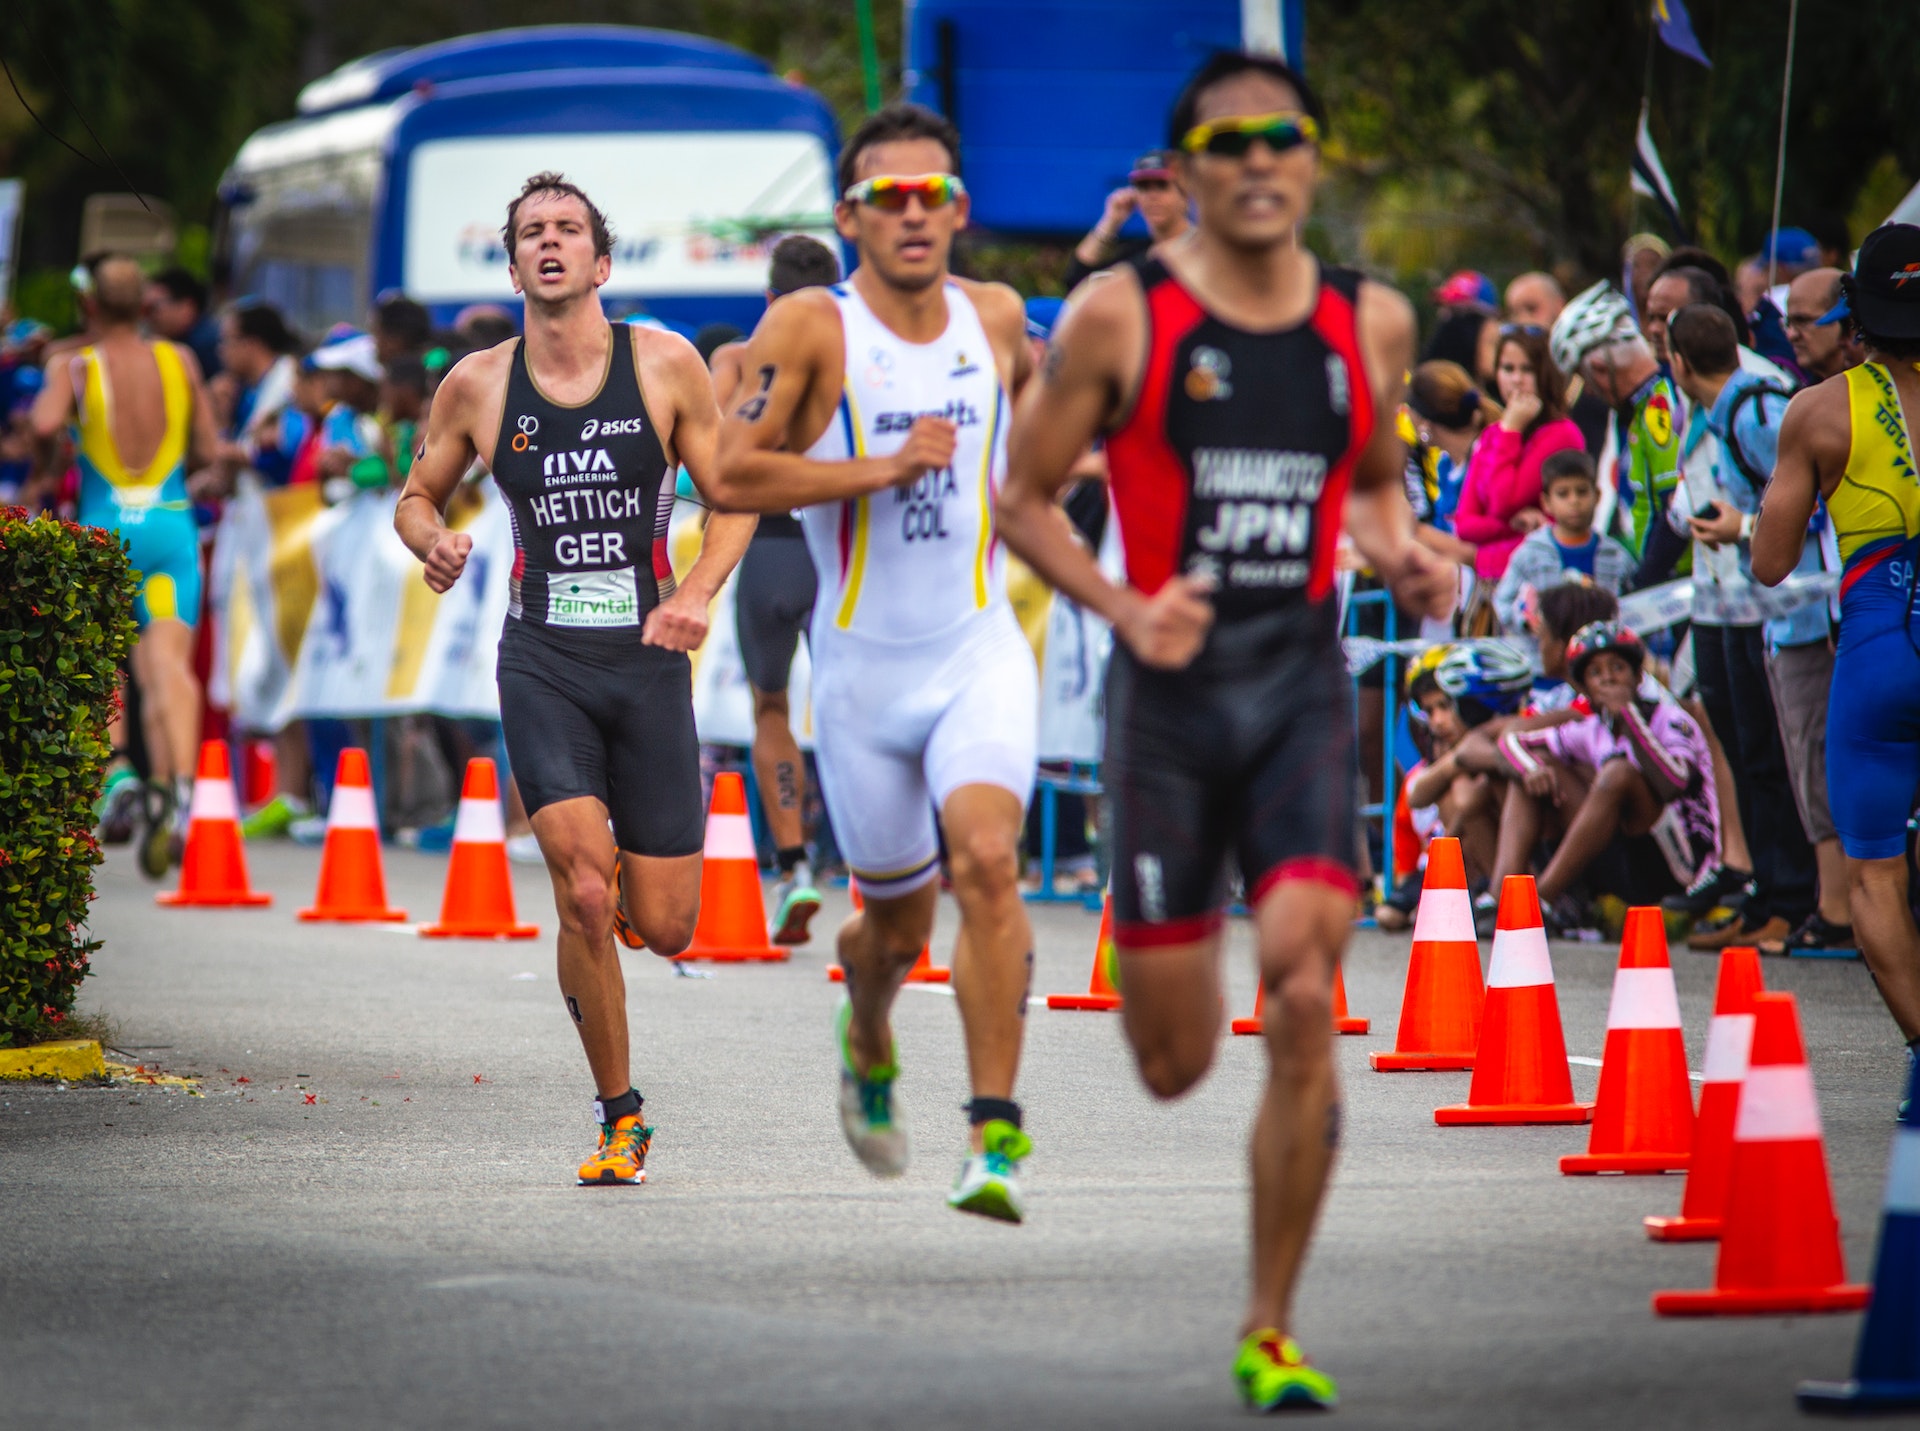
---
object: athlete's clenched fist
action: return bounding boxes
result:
[1118,571,1216,670]
[885,416,958,487]
[423,530,473,592]
[641,584,712,652]
[1380,541,1457,622]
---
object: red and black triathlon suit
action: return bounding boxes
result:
[1103,255,1372,947]
[490,328,704,857]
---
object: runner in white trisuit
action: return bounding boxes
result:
[712,103,1039,1221]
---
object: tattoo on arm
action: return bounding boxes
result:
[1041,341,1066,384]
[735,365,776,423]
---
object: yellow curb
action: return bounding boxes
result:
[0,1039,106,1081]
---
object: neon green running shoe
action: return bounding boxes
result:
[769,875,822,945]
[1233,1330,1338,1412]
[240,793,308,840]
[946,1118,1032,1223]
[837,1001,908,1176]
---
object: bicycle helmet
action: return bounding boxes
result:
[1549,280,1637,376]
[1404,642,1453,701]
[1565,621,1646,684]
[1435,640,1532,706]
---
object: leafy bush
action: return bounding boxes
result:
[0,508,138,1046]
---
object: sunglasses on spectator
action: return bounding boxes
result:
[1179,111,1319,160]
[842,173,967,211]
[1499,323,1545,337]
[1130,177,1175,192]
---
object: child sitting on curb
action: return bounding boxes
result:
[1494,622,1722,935]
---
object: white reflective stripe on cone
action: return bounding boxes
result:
[452,795,506,845]
[1885,1127,1920,1215]
[1734,1064,1823,1142]
[1411,886,1475,943]
[327,780,378,832]
[189,775,238,822]
[1699,1012,1756,1084]
[704,812,757,862]
[1606,966,1682,1030]
[1486,924,1553,988]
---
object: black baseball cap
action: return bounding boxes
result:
[1128,149,1177,183]
[1845,223,1920,340]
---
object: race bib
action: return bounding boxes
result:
[547,568,640,627]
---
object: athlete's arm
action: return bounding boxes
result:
[177,344,231,501]
[643,333,756,652]
[1345,282,1456,620]
[999,270,1215,669]
[709,291,955,512]
[28,353,77,443]
[395,355,486,592]
[1752,383,1844,586]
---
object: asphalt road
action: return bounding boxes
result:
[1,840,1906,1429]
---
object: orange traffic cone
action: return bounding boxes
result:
[1654,991,1869,1316]
[1049,897,1121,1011]
[1232,966,1369,1036]
[677,772,785,963]
[1561,906,1692,1174]
[1371,837,1483,1070]
[419,758,537,940]
[298,749,405,922]
[1646,946,1764,1241]
[1436,875,1592,1125]
[157,741,271,908]
[828,883,951,983]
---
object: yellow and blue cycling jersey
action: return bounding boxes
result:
[1826,360,1920,859]
[73,341,201,628]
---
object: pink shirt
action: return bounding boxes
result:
[1452,417,1584,580]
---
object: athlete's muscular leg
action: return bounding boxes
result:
[618,850,703,956]
[839,880,940,1072]
[941,783,1033,1150]
[1117,937,1224,1098]
[129,618,201,785]
[1848,856,1920,1040]
[749,687,807,853]
[532,796,634,1099]
[1245,877,1349,1339]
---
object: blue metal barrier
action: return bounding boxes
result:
[1344,589,1401,898]
[1024,762,1105,909]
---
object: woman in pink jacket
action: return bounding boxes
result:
[1454,326,1583,581]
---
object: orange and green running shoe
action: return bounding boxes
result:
[611,863,647,952]
[577,1114,652,1185]
[1233,1330,1338,1412]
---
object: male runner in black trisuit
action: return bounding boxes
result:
[397,173,756,1186]
[710,234,842,942]
[999,53,1452,1409]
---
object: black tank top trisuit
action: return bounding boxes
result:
[1105,255,1373,659]
[491,328,676,631]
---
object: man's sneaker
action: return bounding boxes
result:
[577,1114,652,1185]
[505,832,544,865]
[96,769,143,845]
[837,1001,908,1176]
[288,814,329,846]
[1663,865,1754,917]
[769,871,822,945]
[1758,911,1856,957]
[610,862,648,951]
[1472,889,1498,940]
[240,793,308,840]
[1689,912,1789,953]
[138,782,175,881]
[1233,1330,1339,1411]
[947,1118,1032,1223]
[1541,892,1591,939]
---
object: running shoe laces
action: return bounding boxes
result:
[577,1114,652,1185]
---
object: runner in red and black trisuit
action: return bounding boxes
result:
[999,52,1453,1411]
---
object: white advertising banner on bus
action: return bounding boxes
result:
[403,131,836,302]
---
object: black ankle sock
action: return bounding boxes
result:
[966,1096,1021,1128]
[593,1088,642,1125]
[777,845,806,876]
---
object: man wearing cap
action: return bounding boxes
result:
[309,333,394,498]
[1754,223,1920,1066]
[1786,269,1864,383]
[1064,150,1191,291]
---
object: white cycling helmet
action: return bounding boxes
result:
[1549,280,1637,376]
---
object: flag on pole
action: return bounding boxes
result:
[1631,105,1687,241]
[1653,0,1711,68]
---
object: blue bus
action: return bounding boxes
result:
[216,26,843,336]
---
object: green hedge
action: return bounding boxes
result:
[0,508,138,1046]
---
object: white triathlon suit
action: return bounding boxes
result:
[798,279,1038,898]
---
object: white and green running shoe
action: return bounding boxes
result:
[837,1001,909,1176]
[947,1118,1032,1223]
[239,792,308,840]
[769,870,822,945]
[1233,1330,1338,1412]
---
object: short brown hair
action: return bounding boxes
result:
[1668,303,1740,377]
[502,172,613,260]
[1541,448,1596,490]
[837,104,961,196]
[769,234,840,295]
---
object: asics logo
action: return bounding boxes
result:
[582,417,646,440]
